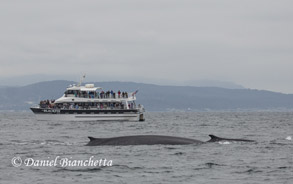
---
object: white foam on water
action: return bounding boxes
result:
[286,136,292,141]
[219,141,231,145]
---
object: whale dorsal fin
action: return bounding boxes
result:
[208,134,222,142]
[207,134,254,142]
[88,136,97,142]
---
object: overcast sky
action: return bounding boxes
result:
[0,0,293,93]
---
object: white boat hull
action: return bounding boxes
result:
[34,113,141,122]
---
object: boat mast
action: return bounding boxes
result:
[77,74,86,87]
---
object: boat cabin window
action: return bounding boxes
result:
[64,90,79,97]
[65,90,79,95]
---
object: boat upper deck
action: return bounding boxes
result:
[54,83,137,103]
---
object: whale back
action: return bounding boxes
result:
[86,134,254,146]
[86,135,203,146]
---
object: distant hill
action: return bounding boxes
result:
[0,74,245,89]
[1,80,293,111]
[181,80,245,89]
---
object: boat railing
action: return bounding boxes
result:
[65,93,130,99]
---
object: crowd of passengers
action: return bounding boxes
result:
[65,90,129,99]
[40,99,55,108]
[64,102,136,110]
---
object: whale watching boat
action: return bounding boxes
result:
[30,76,145,121]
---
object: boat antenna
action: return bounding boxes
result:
[77,74,86,87]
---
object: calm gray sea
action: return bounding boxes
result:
[0,112,292,184]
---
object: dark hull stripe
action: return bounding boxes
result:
[30,107,139,114]
[75,115,138,118]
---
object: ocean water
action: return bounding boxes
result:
[0,112,292,184]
